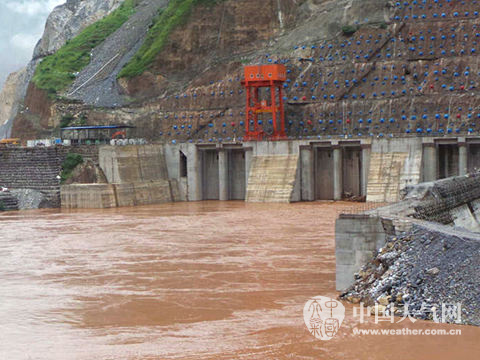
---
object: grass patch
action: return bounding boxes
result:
[0,201,5,212]
[60,153,84,183]
[118,0,224,79]
[33,0,137,96]
[341,25,358,36]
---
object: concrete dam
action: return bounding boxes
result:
[0,135,478,208]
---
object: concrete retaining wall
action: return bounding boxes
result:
[58,144,179,209]
[336,171,480,290]
[61,180,174,209]
[99,145,169,184]
[335,214,389,291]
[61,184,117,209]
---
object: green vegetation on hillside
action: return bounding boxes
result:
[33,0,137,96]
[341,25,358,36]
[118,0,224,79]
[60,153,84,183]
[59,113,87,128]
[60,114,75,128]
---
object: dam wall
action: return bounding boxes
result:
[6,135,480,209]
[367,138,422,202]
[163,136,480,204]
[163,139,371,202]
[245,155,299,203]
[99,145,169,184]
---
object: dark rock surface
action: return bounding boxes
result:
[0,192,19,211]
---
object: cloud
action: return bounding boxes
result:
[0,1,66,89]
[10,33,40,51]
[5,0,64,17]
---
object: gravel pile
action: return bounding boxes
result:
[341,224,480,326]
[9,189,48,210]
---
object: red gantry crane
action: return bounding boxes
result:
[242,65,287,140]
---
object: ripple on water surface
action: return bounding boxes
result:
[0,202,479,359]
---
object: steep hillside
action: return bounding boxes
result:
[8,0,480,143]
[0,0,124,139]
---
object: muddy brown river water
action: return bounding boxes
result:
[0,201,479,359]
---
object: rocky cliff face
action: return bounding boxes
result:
[0,0,123,139]
[33,0,124,59]
[0,68,27,139]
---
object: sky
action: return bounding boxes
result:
[0,0,65,90]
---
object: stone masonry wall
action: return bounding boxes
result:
[0,147,68,207]
[0,193,19,211]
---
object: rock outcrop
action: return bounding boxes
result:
[68,0,168,107]
[0,68,27,139]
[33,0,124,59]
[64,159,108,185]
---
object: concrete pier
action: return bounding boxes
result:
[459,139,468,176]
[218,149,228,201]
[333,146,343,201]
[361,144,371,196]
[300,146,314,201]
[423,139,437,182]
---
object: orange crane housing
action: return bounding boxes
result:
[242,65,287,140]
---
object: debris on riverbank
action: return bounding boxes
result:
[341,225,480,326]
